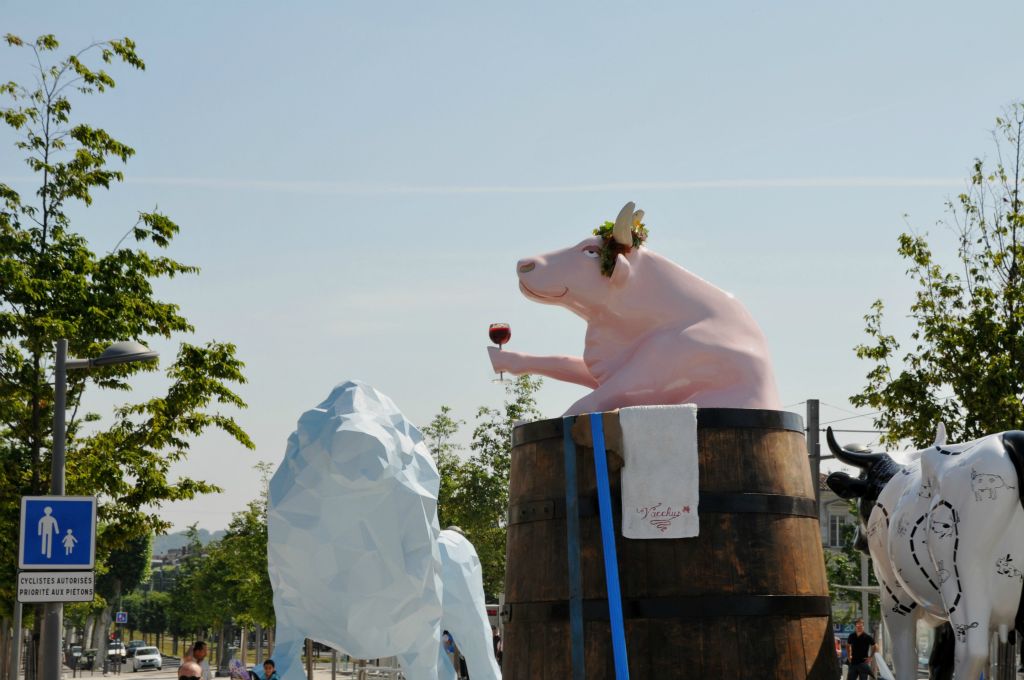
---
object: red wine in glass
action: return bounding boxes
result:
[489,323,511,382]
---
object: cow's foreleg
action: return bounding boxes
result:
[487,347,598,388]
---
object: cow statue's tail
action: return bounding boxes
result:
[1004,430,1024,635]
[1002,431,1024,510]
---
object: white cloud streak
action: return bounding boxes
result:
[3,175,968,194]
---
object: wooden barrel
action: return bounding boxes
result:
[502,409,839,679]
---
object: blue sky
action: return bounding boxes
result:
[3,1,1022,530]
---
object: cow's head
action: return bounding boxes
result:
[824,427,904,553]
[516,202,645,319]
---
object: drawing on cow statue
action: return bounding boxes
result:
[970,467,1012,501]
[995,554,1024,582]
[487,201,781,415]
[825,425,1024,680]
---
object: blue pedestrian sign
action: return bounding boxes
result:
[19,496,96,570]
[115,612,128,624]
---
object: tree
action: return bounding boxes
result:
[211,462,274,629]
[165,527,209,639]
[138,591,170,646]
[824,516,880,624]
[425,375,542,599]
[0,33,253,618]
[92,533,152,648]
[853,104,1024,446]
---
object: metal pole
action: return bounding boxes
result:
[42,339,67,680]
[807,399,821,510]
[11,604,22,680]
[860,552,870,633]
[331,649,337,680]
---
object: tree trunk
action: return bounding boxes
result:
[254,623,263,665]
[219,623,231,672]
[239,625,247,667]
[1,617,9,680]
[267,626,275,659]
[92,607,112,651]
[83,615,94,651]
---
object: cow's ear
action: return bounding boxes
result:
[610,254,631,288]
[827,471,868,499]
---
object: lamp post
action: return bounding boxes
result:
[40,340,158,680]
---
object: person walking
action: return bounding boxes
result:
[845,618,876,680]
[491,626,502,668]
[442,631,457,674]
[191,641,212,680]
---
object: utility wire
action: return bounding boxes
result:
[821,410,882,426]
[819,401,863,416]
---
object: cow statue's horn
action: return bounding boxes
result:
[613,202,636,246]
[826,426,885,469]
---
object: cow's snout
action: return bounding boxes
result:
[518,260,536,274]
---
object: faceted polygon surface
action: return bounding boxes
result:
[438,529,501,680]
[267,380,442,680]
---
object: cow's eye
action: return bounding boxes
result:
[583,247,600,258]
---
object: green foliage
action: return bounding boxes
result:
[426,375,542,599]
[165,526,207,637]
[592,219,648,277]
[824,519,880,624]
[96,533,152,601]
[0,34,252,615]
[853,104,1024,446]
[162,464,274,636]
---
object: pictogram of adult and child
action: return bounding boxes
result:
[37,506,77,558]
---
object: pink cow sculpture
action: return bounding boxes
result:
[488,202,780,415]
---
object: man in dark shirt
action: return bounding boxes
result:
[846,618,876,679]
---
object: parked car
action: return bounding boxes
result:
[107,641,127,663]
[126,640,147,658]
[129,646,162,672]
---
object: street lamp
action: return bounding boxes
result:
[40,339,158,680]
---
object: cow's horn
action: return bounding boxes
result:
[826,426,884,469]
[613,202,635,246]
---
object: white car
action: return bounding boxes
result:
[130,647,162,672]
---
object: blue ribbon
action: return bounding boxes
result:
[590,412,630,680]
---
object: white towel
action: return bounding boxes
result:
[619,404,699,539]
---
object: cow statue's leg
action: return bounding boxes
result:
[395,634,441,680]
[270,614,307,680]
[437,530,502,680]
[879,588,919,680]
[564,326,778,415]
[930,448,1018,679]
[437,644,458,680]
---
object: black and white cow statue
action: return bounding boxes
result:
[826,426,1024,680]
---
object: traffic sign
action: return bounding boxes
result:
[17,571,95,603]
[115,611,128,624]
[19,496,96,570]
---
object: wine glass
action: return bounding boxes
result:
[489,322,511,382]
